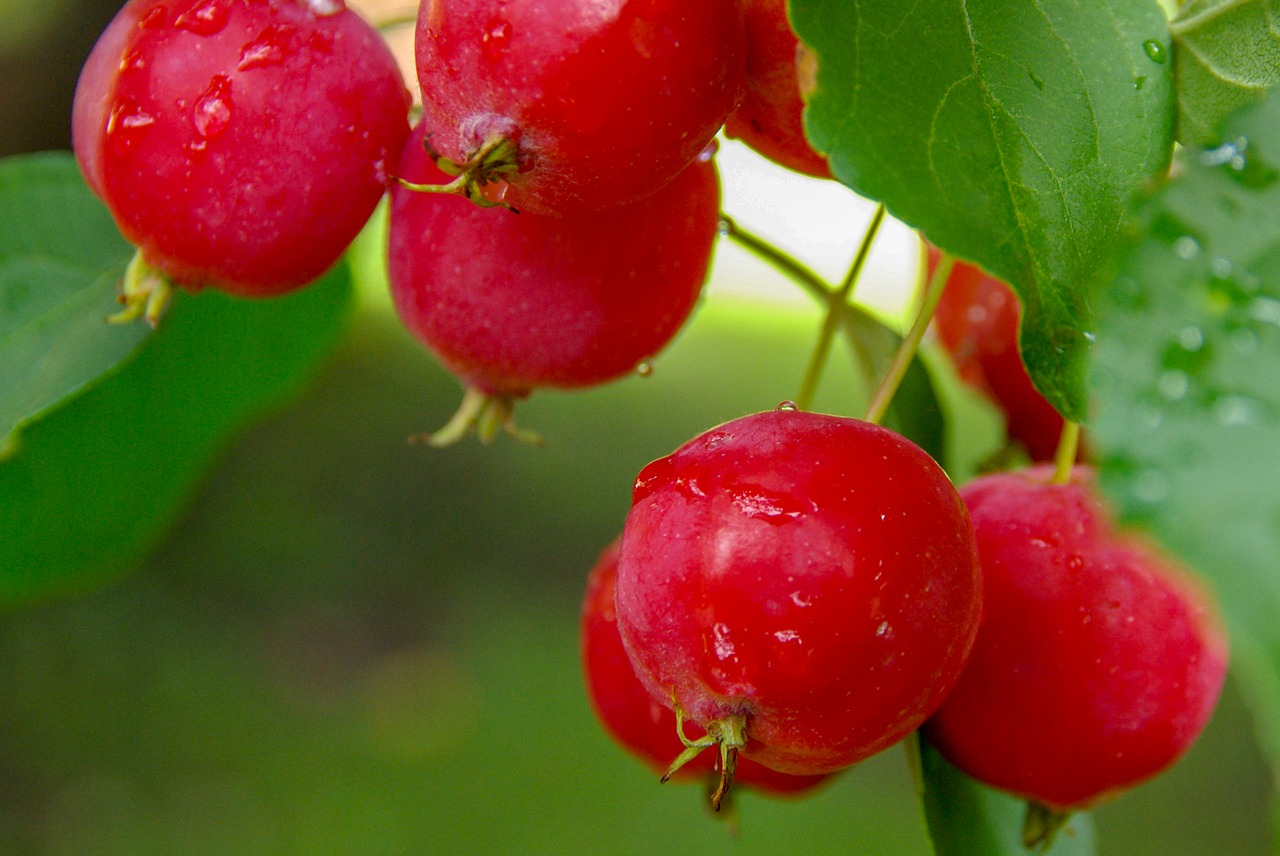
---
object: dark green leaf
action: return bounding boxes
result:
[1171,0,1280,145]
[1090,92,1280,809]
[791,0,1175,422]
[843,307,946,465]
[0,263,353,606]
[0,152,148,445]
[916,736,1098,856]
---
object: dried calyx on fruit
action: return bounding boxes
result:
[412,0,746,214]
[387,125,721,445]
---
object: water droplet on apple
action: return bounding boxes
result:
[303,0,344,17]
[140,6,167,28]
[481,19,512,59]
[106,99,156,159]
[175,0,229,36]
[239,25,296,70]
[193,75,233,138]
[776,401,799,412]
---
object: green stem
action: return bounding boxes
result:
[719,214,834,305]
[794,204,886,410]
[1051,421,1082,484]
[864,250,954,425]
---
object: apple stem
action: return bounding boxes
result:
[109,249,174,328]
[394,134,521,211]
[794,203,887,411]
[1051,422,1082,484]
[1022,800,1073,851]
[661,701,747,811]
[864,248,954,425]
[718,213,831,304]
[413,386,544,447]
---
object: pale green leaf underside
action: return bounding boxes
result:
[792,0,1174,422]
[1171,0,1280,144]
[1091,92,1280,813]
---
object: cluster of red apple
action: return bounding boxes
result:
[71,0,1228,842]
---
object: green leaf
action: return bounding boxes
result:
[0,260,353,606]
[1171,0,1280,146]
[1090,92,1280,821]
[0,152,149,446]
[843,307,946,465]
[791,0,1175,422]
[916,736,1098,856]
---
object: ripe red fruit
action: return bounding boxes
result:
[924,465,1228,812]
[929,246,1070,462]
[581,538,830,798]
[722,0,831,179]
[387,124,719,443]
[72,0,409,314]
[413,0,746,214]
[614,408,982,779]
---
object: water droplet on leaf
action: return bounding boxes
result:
[1142,39,1167,63]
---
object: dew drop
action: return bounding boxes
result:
[1135,402,1163,433]
[1133,468,1170,504]
[106,99,156,159]
[697,139,719,163]
[1214,394,1264,428]
[632,456,673,504]
[732,488,809,522]
[1230,328,1260,355]
[193,74,233,138]
[140,6,167,28]
[175,0,229,36]
[1200,136,1248,171]
[776,400,799,412]
[1028,70,1045,91]
[875,621,891,638]
[1177,325,1205,352]
[1249,297,1280,329]
[1134,75,1146,90]
[1173,235,1201,261]
[1209,256,1234,280]
[774,629,802,644]
[634,360,653,378]
[712,623,736,662]
[1157,369,1190,401]
[239,24,296,70]
[789,591,811,608]
[1142,39,1167,63]
[703,431,733,450]
[303,0,344,16]
[481,19,512,59]
[119,48,146,73]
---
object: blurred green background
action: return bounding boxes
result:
[0,2,1273,853]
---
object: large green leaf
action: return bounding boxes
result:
[1090,92,1280,825]
[916,737,1097,856]
[1171,0,1280,145]
[791,0,1175,422]
[0,153,149,448]
[0,247,353,606]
